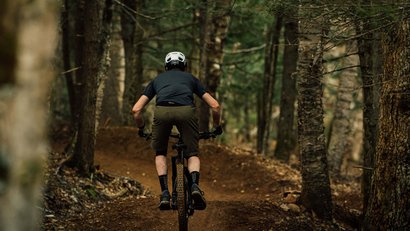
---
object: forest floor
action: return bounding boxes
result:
[44,127,362,231]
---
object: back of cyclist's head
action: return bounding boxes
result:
[164,51,187,71]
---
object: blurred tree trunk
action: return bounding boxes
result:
[363,17,410,230]
[199,0,231,131]
[0,0,58,229]
[61,0,85,125]
[71,0,113,175]
[327,40,358,176]
[198,0,209,132]
[61,0,76,122]
[274,15,298,162]
[101,5,124,126]
[206,0,231,95]
[189,5,200,77]
[355,2,381,212]
[257,15,282,155]
[297,5,333,220]
[120,0,144,125]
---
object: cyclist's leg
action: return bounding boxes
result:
[187,156,200,173]
[175,106,206,209]
[174,106,200,171]
[152,106,173,209]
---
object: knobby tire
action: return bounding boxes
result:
[176,163,188,231]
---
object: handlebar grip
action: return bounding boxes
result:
[199,131,216,140]
[138,131,152,140]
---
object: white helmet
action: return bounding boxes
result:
[164,51,187,70]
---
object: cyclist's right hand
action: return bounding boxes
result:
[199,126,223,140]
[138,129,152,140]
[138,129,144,137]
[213,125,223,136]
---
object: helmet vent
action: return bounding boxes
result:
[164,51,187,70]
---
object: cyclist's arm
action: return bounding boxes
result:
[202,92,221,127]
[132,95,150,128]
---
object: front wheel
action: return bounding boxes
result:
[176,163,188,231]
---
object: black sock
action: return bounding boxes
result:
[158,175,168,192]
[191,171,200,185]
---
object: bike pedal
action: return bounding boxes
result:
[158,201,171,210]
[188,205,195,215]
[191,191,207,210]
[171,201,177,210]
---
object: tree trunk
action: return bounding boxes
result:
[198,0,231,131]
[256,16,282,155]
[0,0,58,229]
[274,15,298,162]
[189,6,201,77]
[256,91,264,153]
[355,6,380,212]
[363,17,410,230]
[198,0,210,131]
[71,0,86,124]
[101,5,124,126]
[72,0,113,175]
[297,5,333,220]
[61,0,77,122]
[60,0,84,125]
[327,40,359,176]
[206,0,231,95]
[120,0,144,125]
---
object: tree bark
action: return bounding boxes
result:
[274,15,298,162]
[72,0,113,175]
[189,5,201,77]
[61,0,77,121]
[199,0,231,131]
[120,0,144,125]
[363,17,410,231]
[0,0,58,229]
[206,0,231,95]
[198,0,211,131]
[101,5,124,126]
[297,5,333,220]
[327,40,358,176]
[71,0,86,124]
[257,16,282,155]
[355,4,380,212]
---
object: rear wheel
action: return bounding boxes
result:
[176,163,188,231]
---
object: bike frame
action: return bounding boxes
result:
[170,136,192,231]
[141,131,215,231]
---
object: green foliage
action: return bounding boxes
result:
[220,1,271,129]
[265,0,298,17]
[84,184,99,199]
[142,0,198,72]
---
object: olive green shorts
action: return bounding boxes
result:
[151,106,199,157]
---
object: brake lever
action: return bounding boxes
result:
[199,132,216,140]
[138,132,152,140]
[144,133,152,140]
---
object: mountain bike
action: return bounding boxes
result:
[141,130,217,231]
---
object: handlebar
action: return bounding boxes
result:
[139,131,219,140]
[199,131,217,140]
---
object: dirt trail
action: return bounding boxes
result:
[57,127,360,231]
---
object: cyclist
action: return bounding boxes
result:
[132,51,222,210]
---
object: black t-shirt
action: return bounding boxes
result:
[142,69,206,106]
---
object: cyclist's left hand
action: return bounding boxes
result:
[213,125,223,136]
